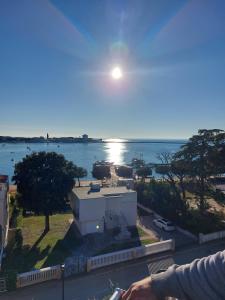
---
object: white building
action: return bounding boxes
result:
[69,185,137,236]
[0,175,9,268]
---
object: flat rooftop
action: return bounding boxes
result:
[72,186,135,200]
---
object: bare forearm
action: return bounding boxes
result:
[151,250,225,300]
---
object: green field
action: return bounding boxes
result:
[2,212,80,274]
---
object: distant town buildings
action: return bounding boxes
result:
[69,185,137,236]
[0,134,102,143]
[82,134,88,141]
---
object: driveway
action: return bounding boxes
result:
[138,215,196,249]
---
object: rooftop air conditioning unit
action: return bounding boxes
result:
[90,183,101,192]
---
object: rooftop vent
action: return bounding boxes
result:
[89,183,101,193]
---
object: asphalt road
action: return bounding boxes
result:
[139,215,196,248]
[2,240,225,300]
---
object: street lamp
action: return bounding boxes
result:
[60,264,65,300]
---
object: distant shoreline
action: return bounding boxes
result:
[102,140,186,144]
[0,139,186,145]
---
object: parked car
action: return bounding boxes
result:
[153,218,175,231]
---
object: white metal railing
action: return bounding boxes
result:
[16,240,175,288]
[17,265,61,288]
[87,239,174,271]
[199,230,225,244]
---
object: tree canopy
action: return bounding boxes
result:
[13,151,78,231]
[136,166,152,181]
[76,167,87,187]
[175,129,225,210]
[92,164,111,180]
[115,165,133,178]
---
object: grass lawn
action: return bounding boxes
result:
[137,225,148,237]
[128,225,150,239]
[2,212,80,274]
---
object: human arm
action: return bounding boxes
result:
[122,250,225,300]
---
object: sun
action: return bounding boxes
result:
[111,66,123,80]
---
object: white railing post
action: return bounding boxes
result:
[87,239,174,272]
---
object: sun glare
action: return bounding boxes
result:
[111,66,123,80]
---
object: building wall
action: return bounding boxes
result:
[68,192,80,219]
[79,198,105,235]
[71,190,137,236]
[120,192,137,226]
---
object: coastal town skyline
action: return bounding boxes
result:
[1,0,225,139]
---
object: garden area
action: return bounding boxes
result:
[136,180,225,235]
[2,207,79,276]
[96,225,157,255]
[135,130,225,235]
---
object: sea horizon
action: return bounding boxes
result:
[0,139,186,182]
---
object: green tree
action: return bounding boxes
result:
[92,164,111,180]
[136,166,152,182]
[115,165,133,178]
[13,152,77,232]
[175,129,225,211]
[156,152,189,214]
[136,180,184,221]
[156,153,180,198]
[76,167,87,187]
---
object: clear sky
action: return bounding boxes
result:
[1,0,225,139]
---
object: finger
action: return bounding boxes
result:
[121,286,133,300]
[127,288,138,300]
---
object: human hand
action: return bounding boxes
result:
[121,277,158,300]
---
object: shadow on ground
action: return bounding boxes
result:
[2,229,51,273]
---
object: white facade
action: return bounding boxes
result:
[69,186,137,235]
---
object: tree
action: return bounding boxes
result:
[156,152,189,214]
[76,167,87,187]
[136,166,152,182]
[115,165,133,178]
[92,164,111,180]
[137,179,183,221]
[175,129,225,211]
[13,152,77,232]
[156,153,180,198]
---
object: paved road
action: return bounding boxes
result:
[139,215,196,249]
[2,240,225,300]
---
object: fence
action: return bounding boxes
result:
[16,265,61,288]
[176,227,198,241]
[0,278,6,293]
[87,239,174,271]
[64,256,87,277]
[16,240,174,288]
[199,230,225,244]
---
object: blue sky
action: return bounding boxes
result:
[1,0,225,139]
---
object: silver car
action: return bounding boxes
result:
[153,218,175,231]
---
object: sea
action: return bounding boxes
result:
[0,139,186,182]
